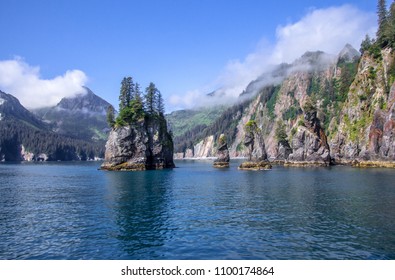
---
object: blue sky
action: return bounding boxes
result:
[0,0,378,111]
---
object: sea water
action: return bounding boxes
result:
[0,160,394,259]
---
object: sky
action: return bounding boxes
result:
[0,0,378,112]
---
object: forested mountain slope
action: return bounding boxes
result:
[0,90,104,161]
[173,44,395,166]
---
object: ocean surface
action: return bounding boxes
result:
[0,160,394,260]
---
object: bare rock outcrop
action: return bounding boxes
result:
[287,105,331,166]
[330,48,395,166]
[239,120,272,170]
[213,134,230,168]
[101,117,175,171]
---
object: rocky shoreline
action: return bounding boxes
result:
[238,160,272,170]
[174,157,395,169]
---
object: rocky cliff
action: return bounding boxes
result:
[330,48,395,164]
[100,116,175,171]
[173,44,395,167]
[213,134,230,168]
[287,108,331,166]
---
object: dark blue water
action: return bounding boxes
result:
[0,160,394,260]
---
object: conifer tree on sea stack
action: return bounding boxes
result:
[119,77,135,111]
[145,82,159,116]
[130,82,145,120]
[106,105,115,127]
[157,90,165,115]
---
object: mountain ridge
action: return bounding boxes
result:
[33,87,112,142]
[0,89,105,161]
[172,43,395,167]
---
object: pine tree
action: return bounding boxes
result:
[157,90,165,115]
[360,34,374,54]
[119,77,135,110]
[130,82,145,120]
[388,2,395,48]
[145,82,158,116]
[134,82,142,101]
[377,0,389,47]
[106,105,115,127]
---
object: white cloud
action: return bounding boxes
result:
[169,5,376,109]
[0,57,88,108]
[271,5,376,64]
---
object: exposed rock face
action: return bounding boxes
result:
[338,43,361,63]
[171,45,395,168]
[213,134,230,168]
[21,145,34,161]
[244,125,268,161]
[194,135,215,158]
[276,141,292,160]
[330,48,395,164]
[239,122,272,170]
[288,110,331,165]
[100,117,175,171]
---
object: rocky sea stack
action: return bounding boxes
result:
[100,78,175,171]
[100,117,175,171]
[213,134,230,168]
[238,120,272,170]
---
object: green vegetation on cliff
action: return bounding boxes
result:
[166,106,225,138]
[108,77,166,128]
[172,99,252,153]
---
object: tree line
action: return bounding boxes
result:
[0,119,104,161]
[361,0,395,53]
[106,77,165,127]
[173,99,252,153]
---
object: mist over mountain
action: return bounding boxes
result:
[0,90,48,130]
[33,87,112,142]
[0,90,105,161]
[172,39,395,167]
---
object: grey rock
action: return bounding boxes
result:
[214,134,230,167]
[288,115,331,165]
[101,117,175,171]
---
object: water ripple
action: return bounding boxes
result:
[0,161,394,259]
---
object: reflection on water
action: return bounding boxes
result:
[0,161,394,259]
[105,170,174,258]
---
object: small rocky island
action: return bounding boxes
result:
[238,120,272,170]
[101,78,175,171]
[213,134,230,168]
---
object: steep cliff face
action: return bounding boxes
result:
[288,110,331,165]
[193,135,215,158]
[176,49,344,161]
[173,45,395,166]
[213,134,230,168]
[330,48,395,163]
[101,117,175,170]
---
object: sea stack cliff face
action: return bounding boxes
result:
[287,107,331,166]
[213,134,230,168]
[101,117,175,171]
[238,120,272,170]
